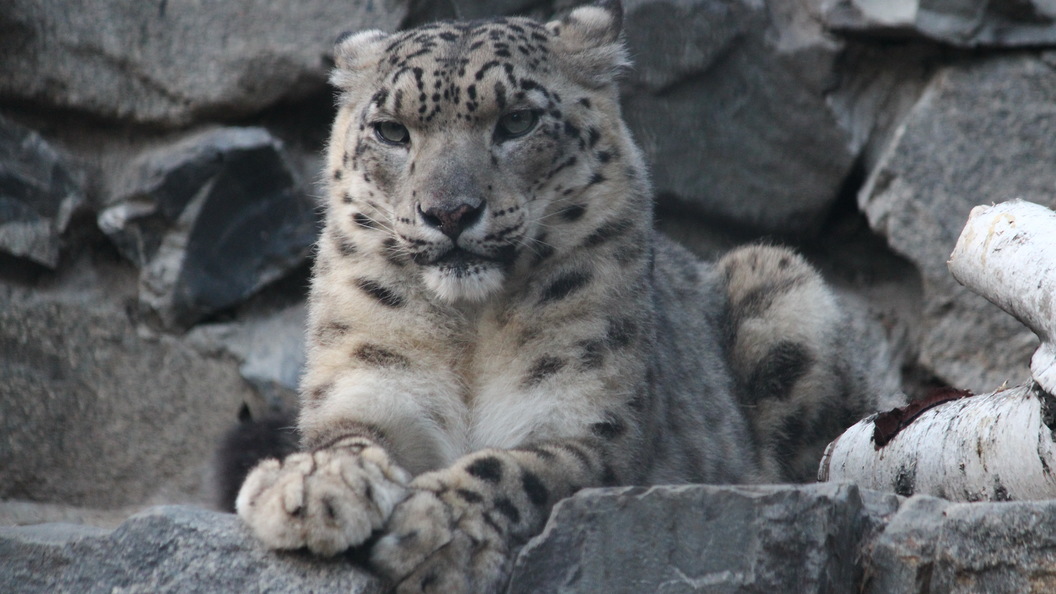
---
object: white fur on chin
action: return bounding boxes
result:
[423,264,506,303]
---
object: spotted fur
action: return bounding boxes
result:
[235,2,895,592]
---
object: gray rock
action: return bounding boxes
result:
[0,505,384,593]
[0,0,408,126]
[507,482,899,593]
[0,115,85,268]
[825,42,939,174]
[406,0,542,24]
[859,54,1056,391]
[619,0,856,235]
[10,486,1056,594]
[99,127,317,329]
[0,270,257,509]
[863,495,1056,593]
[188,301,308,412]
[823,0,1056,48]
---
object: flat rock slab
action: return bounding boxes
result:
[0,505,384,594]
[864,495,1056,593]
[508,482,899,593]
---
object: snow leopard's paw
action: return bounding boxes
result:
[371,466,519,594]
[236,436,410,556]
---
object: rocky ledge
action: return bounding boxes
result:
[4,483,1055,594]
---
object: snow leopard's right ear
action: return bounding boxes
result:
[548,0,629,89]
[330,29,390,90]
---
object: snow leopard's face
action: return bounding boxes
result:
[325,11,629,302]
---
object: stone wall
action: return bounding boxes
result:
[3,0,1056,589]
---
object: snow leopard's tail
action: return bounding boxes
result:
[718,244,895,482]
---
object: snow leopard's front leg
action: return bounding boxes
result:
[372,441,616,593]
[236,352,469,558]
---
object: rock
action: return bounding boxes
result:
[863,495,1056,593]
[858,54,1056,392]
[99,127,317,329]
[0,505,384,593]
[0,0,408,126]
[405,0,541,25]
[0,267,258,509]
[823,0,1056,48]
[508,482,900,593]
[0,115,85,268]
[9,486,1056,593]
[188,301,308,412]
[825,42,939,173]
[619,0,855,235]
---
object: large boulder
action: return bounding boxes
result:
[0,0,409,126]
[858,54,1056,392]
[0,274,257,509]
[620,0,858,235]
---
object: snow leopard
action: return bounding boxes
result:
[233,1,892,591]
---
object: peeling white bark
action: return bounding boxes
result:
[819,384,1056,501]
[948,199,1056,394]
[819,199,1056,500]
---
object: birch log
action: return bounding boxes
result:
[819,199,1056,501]
[948,199,1056,395]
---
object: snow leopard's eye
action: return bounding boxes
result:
[495,110,538,140]
[374,121,410,145]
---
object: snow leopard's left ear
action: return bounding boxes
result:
[548,0,629,88]
[330,29,390,90]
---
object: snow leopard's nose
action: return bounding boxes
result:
[418,200,484,240]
